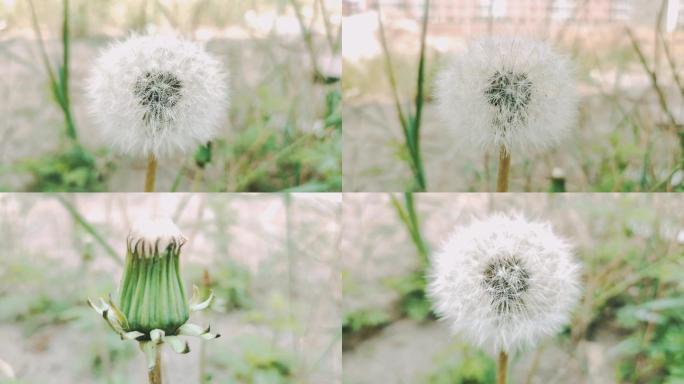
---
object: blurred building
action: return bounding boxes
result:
[344,0,635,24]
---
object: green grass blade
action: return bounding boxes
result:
[56,195,122,266]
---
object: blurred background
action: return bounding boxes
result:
[342,0,684,192]
[0,0,341,192]
[0,193,341,383]
[342,193,684,383]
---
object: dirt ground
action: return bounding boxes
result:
[342,319,620,384]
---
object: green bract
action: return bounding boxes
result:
[121,236,189,334]
[88,218,219,369]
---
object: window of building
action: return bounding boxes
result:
[478,0,508,19]
[551,0,577,21]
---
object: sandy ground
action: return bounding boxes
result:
[342,319,620,384]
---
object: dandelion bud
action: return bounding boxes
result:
[428,213,581,354]
[120,218,189,334]
[88,217,218,369]
[87,35,229,158]
[435,37,577,153]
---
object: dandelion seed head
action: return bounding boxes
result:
[133,71,183,127]
[87,34,229,158]
[482,255,530,315]
[128,217,185,257]
[435,37,577,153]
[428,213,582,354]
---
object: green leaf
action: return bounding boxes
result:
[194,142,213,168]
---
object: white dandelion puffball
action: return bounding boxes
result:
[128,216,185,256]
[435,37,577,153]
[428,213,581,354]
[87,35,229,158]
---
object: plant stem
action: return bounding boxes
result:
[61,0,77,142]
[145,154,158,192]
[375,4,409,138]
[391,193,429,265]
[289,0,323,82]
[27,0,78,143]
[148,348,162,384]
[496,146,511,192]
[375,1,429,191]
[410,0,430,192]
[497,351,508,384]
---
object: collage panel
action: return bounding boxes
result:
[342,193,684,383]
[343,1,684,192]
[0,0,341,192]
[0,193,341,383]
[0,0,683,383]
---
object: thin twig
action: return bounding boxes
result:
[56,195,122,265]
[626,28,679,131]
[317,0,336,53]
[26,0,57,90]
[657,30,684,100]
[289,0,323,81]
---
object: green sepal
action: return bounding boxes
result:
[89,297,125,335]
[122,331,145,340]
[150,329,165,344]
[106,294,129,330]
[200,332,221,340]
[178,323,220,340]
[177,323,208,337]
[165,336,190,354]
[189,285,214,312]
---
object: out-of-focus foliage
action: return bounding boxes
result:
[213,335,296,384]
[385,271,432,322]
[424,345,495,384]
[615,298,684,383]
[23,146,112,192]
